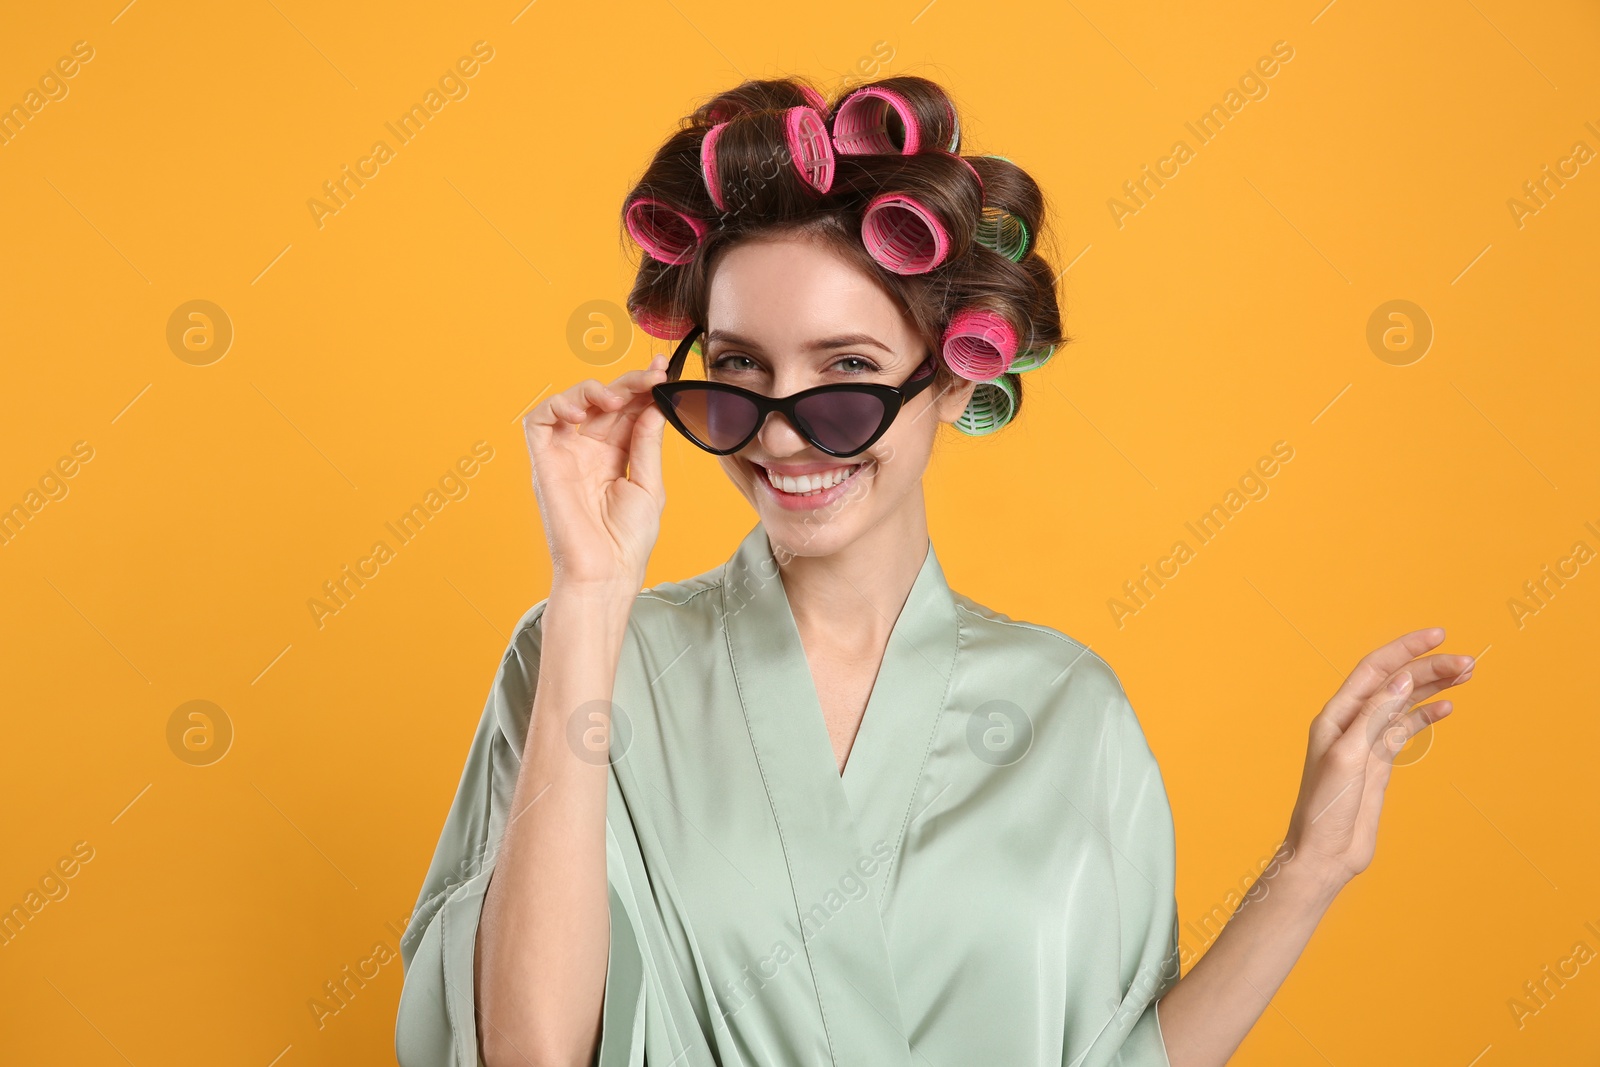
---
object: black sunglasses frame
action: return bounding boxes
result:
[650,324,940,458]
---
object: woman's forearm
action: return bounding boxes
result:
[474,582,636,1067]
[1156,845,1344,1067]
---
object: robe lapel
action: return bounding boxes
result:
[836,533,960,882]
[719,522,958,1067]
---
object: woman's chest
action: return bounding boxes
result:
[806,650,881,774]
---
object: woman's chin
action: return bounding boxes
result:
[751,480,876,559]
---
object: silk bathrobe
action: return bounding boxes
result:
[396,522,1182,1066]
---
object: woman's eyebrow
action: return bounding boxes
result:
[704,329,893,354]
[807,333,893,353]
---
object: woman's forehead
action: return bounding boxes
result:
[706,238,917,352]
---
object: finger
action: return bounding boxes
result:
[525,384,597,429]
[1414,659,1472,710]
[582,363,672,436]
[525,359,669,440]
[1322,627,1447,729]
[626,402,667,497]
[606,358,670,397]
[1332,669,1415,764]
[1313,652,1472,757]
[553,392,592,424]
[1408,654,1476,704]
[1372,699,1452,766]
[577,378,626,411]
[553,380,634,441]
[593,362,671,435]
[608,368,670,419]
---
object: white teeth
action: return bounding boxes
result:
[764,464,861,495]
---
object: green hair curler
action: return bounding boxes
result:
[1007,343,1055,373]
[975,206,1030,261]
[954,374,1017,436]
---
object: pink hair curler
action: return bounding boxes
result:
[700,123,730,211]
[832,86,921,155]
[785,105,836,194]
[861,193,949,275]
[953,153,984,199]
[703,107,835,212]
[625,198,707,265]
[800,84,829,116]
[941,308,1019,380]
[945,98,961,152]
[634,305,693,340]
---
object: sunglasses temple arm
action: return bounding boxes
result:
[665,325,704,382]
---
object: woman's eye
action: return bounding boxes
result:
[710,354,757,373]
[833,356,879,374]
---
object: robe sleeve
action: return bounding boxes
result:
[394,601,648,1067]
[1081,677,1184,1067]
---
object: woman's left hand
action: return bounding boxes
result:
[1282,627,1475,896]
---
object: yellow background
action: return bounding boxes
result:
[2,0,1596,1063]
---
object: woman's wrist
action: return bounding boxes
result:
[1273,851,1346,916]
[550,574,643,606]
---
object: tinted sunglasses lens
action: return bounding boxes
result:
[665,388,760,452]
[792,391,889,455]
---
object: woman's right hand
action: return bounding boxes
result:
[522,354,671,592]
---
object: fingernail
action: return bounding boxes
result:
[1388,673,1410,694]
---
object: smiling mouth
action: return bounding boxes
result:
[755,462,866,496]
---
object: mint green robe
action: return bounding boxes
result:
[396,522,1181,1066]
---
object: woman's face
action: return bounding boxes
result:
[702,233,976,560]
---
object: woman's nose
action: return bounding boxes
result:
[754,408,810,454]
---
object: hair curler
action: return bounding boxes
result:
[975,206,1030,261]
[954,154,985,199]
[861,193,949,274]
[1007,343,1055,373]
[625,198,707,265]
[700,123,730,212]
[832,86,921,155]
[945,99,961,153]
[800,84,829,116]
[635,305,694,340]
[942,308,1019,380]
[955,374,1017,436]
[702,106,835,213]
[785,105,836,195]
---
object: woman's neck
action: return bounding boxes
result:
[775,494,931,650]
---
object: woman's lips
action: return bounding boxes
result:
[752,461,868,511]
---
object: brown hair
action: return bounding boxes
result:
[619,75,1067,430]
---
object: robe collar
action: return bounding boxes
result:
[717,521,961,1066]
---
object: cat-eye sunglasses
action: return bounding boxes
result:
[651,324,938,458]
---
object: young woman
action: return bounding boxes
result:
[395,76,1474,1067]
